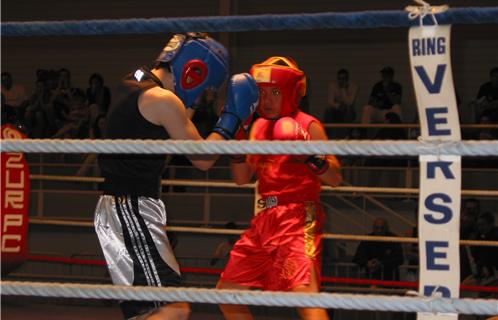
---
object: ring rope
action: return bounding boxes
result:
[29,174,498,197]
[3,139,498,156]
[1,281,497,315]
[27,217,498,247]
[13,256,498,294]
[2,7,498,37]
[323,123,498,128]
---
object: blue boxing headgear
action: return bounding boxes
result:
[156,33,229,108]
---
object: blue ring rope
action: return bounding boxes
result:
[2,7,498,37]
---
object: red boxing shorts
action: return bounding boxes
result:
[220,201,324,291]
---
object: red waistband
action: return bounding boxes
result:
[258,193,319,209]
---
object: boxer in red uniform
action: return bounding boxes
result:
[217,57,342,320]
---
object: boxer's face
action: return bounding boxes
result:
[258,86,282,119]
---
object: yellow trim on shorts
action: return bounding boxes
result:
[304,201,318,258]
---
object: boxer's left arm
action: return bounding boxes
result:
[140,75,258,171]
[139,87,221,171]
[307,122,342,187]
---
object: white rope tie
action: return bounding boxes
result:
[405,0,449,26]
[2,139,497,156]
[1,281,497,315]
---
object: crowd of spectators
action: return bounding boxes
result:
[323,66,498,141]
[1,69,110,140]
[353,217,404,281]
[348,200,498,293]
[3,65,496,142]
[459,199,498,289]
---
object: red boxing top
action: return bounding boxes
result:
[248,111,321,201]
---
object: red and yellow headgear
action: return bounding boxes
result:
[249,57,306,119]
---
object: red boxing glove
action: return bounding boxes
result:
[272,117,309,163]
[273,117,329,175]
[272,117,310,141]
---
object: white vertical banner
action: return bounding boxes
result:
[409,25,461,320]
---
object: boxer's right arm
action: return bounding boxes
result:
[230,147,254,185]
[231,162,254,185]
[229,124,255,185]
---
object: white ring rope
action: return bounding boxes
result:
[29,174,498,197]
[3,139,498,156]
[323,123,498,128]
[1,281,497,315]
[28,217,498,247]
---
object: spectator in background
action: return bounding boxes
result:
[90,113,106,139]
[463,114,498,168]
[1,93,13,125]
[470,115,498,169]
[51,68,82,130]
[460,198,481,282]
[374,112,406,140]
[58,68,74,92]
[361,66,402,125]
[403,207,419,282]
[462,198,480,234]
[470,212,498,285]
[87,73,111,124]
[1,72,29,124]
[210,222,239,267]
[52,88,90,139]
[44,70,61,131]
[473,67,498,123]
[87,73,111,112]
[364,112,407,168]
[353,218,403,280]
[24,78,50,137]
[477,115,497,140]
[324,68,358,138]
[24,71,59,137]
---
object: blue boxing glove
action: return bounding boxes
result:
[213,73,259,139]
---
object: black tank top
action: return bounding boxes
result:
[99,67,169,198]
